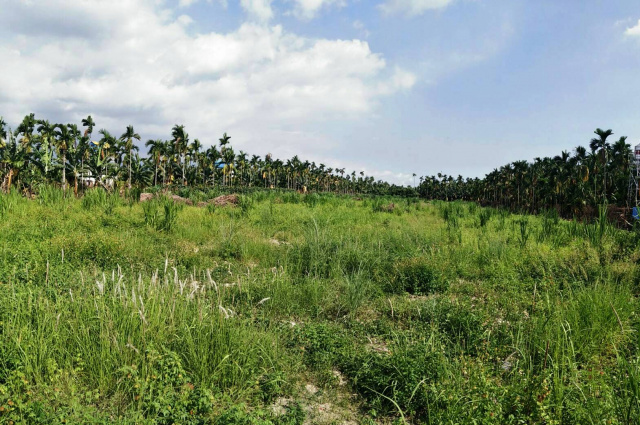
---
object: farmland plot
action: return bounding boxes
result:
[0,189,639,424]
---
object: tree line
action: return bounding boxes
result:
[4,113,632,214]
[417,129,636,216]
[0,113,413,197]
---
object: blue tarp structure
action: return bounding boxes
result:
[633,207,639,220]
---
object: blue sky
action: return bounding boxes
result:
[2,0,640,183]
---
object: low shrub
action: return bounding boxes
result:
[143,196,183,231]
[393,259,448,295]
[341,340,447,421]
[289,323,349,370]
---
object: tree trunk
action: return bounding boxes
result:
[6,169,13,194]
[183,154,187,186]
[128,149,132,189]
[81,158,84,195]
[62,151,67,192]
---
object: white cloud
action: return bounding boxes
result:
[0,0,415,181]
[626,19,640,36]
[319,157,415,185]
[290,0,346,20]
[240,0,274,21]
[379,0,454,17]
[352,20,371,38]
[178,0,198,8]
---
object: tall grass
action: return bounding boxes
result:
[584,204,612,247]
[0,267,279,422]
[142,196,183,231]
[0,188,638,423]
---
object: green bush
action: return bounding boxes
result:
[341,340,447,421]
[215,403,305,425]
[239,195,255,216]
[142,196,183,231]
[81,187,108,209]
[289,323,348,370]
[478,208,492,227]
[517,217,530,248]
[118,346,213,424]
[0,194,15,217]
[394,259,448,295]
[37,184,65,206]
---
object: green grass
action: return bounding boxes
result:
[0,190,639,423]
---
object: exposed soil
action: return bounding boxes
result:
[140,192,239,207]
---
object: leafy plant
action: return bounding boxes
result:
[478,208,492,228]
[394,259,447,295]
[239,195,254,216]
[537,209,559,242]
[81,187,107,209]
[584,204,611,247]
[341,340,447,421]
[143,196,182,231]
[517,217,530,247]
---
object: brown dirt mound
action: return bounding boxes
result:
[211,194,239,207]
[139,192,193,205]
[170,194,193,205]
[196,194,240,208]
[140,192,154,202]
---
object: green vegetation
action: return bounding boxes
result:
[3,113,638,219]
[0,114,413,197]
[418,129,637,217]
[1,189,640,424]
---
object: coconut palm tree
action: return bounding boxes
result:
[189,138,203,185]
[590,128,614,203]
[219,132,231,150]
[145,139,164,186]
[120,125,141,189]
[16,113,36,148]
[130,153,153,187]
[204,145,220,187]
[610,136,631,203]
[54,123,74,191]
[81,115,95,139]
[171,125,189,185]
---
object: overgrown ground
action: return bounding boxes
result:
[1,188,640,424]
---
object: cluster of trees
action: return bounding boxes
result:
[6,113,629,213]
[0,113,411,196]
[418,129,635,215]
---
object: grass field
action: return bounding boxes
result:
[1,188,639,424]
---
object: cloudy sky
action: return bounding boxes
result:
[2,0,640,184]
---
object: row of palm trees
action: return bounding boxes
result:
[418,128,635,215]
[0,113,410,196]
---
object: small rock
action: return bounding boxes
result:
[332,370,346,386]
[270,397,290,416]
[305,384,318,395]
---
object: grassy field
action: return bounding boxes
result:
[0,188,639,424]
